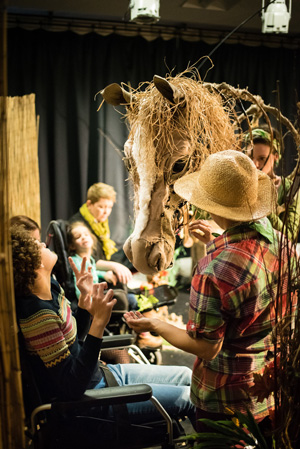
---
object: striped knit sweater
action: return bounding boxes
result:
[16,278,104,401]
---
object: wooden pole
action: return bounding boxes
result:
[0,1,26,448]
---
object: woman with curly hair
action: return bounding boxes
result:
[11,226,195,425]
[11,227,42,297]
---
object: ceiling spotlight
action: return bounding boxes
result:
[261,0,292,34]
[129,0,160,24]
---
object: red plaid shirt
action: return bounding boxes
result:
[187,218,297,419]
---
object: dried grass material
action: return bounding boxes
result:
[0,95,26,448]
[124,70,238,184]
[203,81,300,176]
[6,94,40,225]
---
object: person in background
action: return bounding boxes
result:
[69,182,162,348]
[244,126,300,243]
[67,221,138,311]
[124,150,297,441]
[11,226,196,427]
[69,182,132,283]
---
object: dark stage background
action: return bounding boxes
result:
[7,27,300,243]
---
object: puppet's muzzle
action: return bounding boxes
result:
[123,236,174,275]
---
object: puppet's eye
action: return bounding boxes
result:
[172,159,186,174]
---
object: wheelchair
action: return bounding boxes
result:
[45,219,179,364]
[20,331,189,449]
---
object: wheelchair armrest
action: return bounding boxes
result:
[81,384,152,405]
[53,384,153,413]
[31,384,153,432]
[102,334,135,349]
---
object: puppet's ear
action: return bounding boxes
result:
[153,75,185,106]
[100,83,133,105]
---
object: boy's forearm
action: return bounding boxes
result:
[151,319,222,361]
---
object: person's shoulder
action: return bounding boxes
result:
[70,253,81,262]
[68,210,84,223]
[278,176,292,191]
[16,290,54,320]
[90,255,97,266]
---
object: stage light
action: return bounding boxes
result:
[129,0,160,24]
[261,0,292,34]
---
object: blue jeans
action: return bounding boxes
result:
[94,364,195,425]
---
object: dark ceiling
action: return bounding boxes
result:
[6,0,300,36]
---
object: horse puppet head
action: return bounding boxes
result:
[100,72,237,274]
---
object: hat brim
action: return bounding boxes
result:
[174,169,276,222]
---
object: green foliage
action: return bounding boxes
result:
[136,293,159,312]
[181,409,270,449]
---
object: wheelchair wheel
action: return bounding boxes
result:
[141,348,162,365]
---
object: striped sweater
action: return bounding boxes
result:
[16,278,103,401]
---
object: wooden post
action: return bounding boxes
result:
[0,1,26,448]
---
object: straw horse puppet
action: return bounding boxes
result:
[100,74,300,274]
[100,73,237,274]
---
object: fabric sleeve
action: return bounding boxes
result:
[268,180,300,242]
[19,308,102,400]
[268,198,300,242]
[187,273,227,343]
[96,270,107,280]
[73,306,91,341]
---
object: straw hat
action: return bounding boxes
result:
[174,150,276,221]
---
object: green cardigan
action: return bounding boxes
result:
[268,177,300,243]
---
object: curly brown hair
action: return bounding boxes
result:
[10,215,41,234]
[11,226,41,297]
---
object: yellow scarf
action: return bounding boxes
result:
[79,203,117,260]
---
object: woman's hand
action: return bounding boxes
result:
[108,261,133,284]
[123,311,156,334]
[86,283,117,338]
[69,256,94,298]
[90,283,116,324]
[96,260,132,284]
[104,270,118,286]
[188,220,214,245]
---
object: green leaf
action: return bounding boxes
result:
[196,418,254,443]
[191,439,245,449]
[136,293,159,312]
[182,415,264,448]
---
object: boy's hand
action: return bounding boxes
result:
[123,311,155,333]
[188,220,214,244]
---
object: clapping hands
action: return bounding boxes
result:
[69,256,116,326]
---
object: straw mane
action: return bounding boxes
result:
[124,71,237,186]
[100,70,239,274]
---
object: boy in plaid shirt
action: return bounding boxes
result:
[125,150,297,432]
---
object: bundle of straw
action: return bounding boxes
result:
[1,93,39,449]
